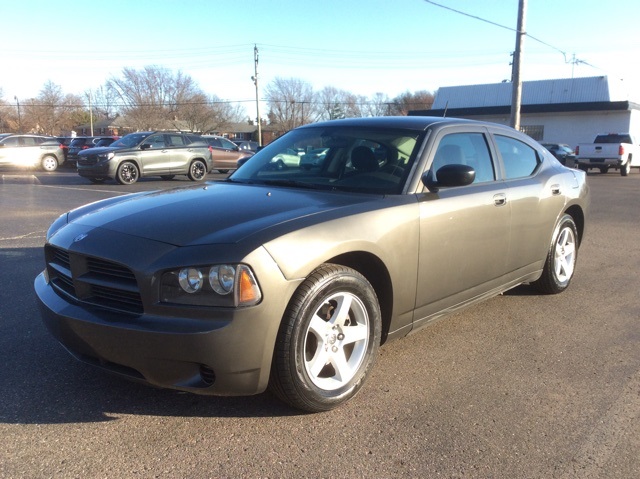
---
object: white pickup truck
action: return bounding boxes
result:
[575,133,639,176]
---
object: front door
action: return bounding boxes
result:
[413,130,511,324]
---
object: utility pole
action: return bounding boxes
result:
[88,90,94,136]
[251,45,262,146]
[510,0,527,130]
[14,96,21,133]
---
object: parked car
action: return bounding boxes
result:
[0,134,65,171]
[198,135,254,173]
[270,148,304,168]
[541,143,576,166]
[575,133,640,175]
[93,137,119,148]
[76,131,212,184]
[35,117,589,412]
[234,140,259,152]
[56,136,75,163]
[66,137,108,164]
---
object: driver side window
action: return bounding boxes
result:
[431,133,495,183]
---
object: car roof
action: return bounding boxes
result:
[301,116,490,132]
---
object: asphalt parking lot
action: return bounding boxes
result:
[0,168,638,478]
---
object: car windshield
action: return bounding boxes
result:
[111,133,151,148]
[229,126,423,194]
[94,138,114,147]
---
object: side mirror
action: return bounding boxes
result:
[421,164,475,193]
[140,143,151,150]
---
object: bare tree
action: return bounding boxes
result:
[89,86,120,121]
[177,93,245,133]
[264,77,316,130]
[20,81,84,135]
[0,88,12,132]
[389,90,434,115]
[363,92,391,117]
[107,66,204,131]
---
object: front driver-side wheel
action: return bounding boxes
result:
[116,161,139,184]
[269,264,381,412]
[532,214,578,294]
[188,159,207,181]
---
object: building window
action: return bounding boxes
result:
[520,125,544,141]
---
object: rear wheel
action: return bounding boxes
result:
[532,214,578,294]
[116,161,139,185]
[620,160,631,176]
[188,159,207,181]
[269,264,381,412]
[599,166,609,174]
[41,156,59,172]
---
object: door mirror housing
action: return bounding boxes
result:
[422,164,476,193]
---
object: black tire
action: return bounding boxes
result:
[620,160,631,176]
[116,161,139,185]
[88,177,106,184]
[41,155,59,172]
[599,167,609,174]
[532,214,578,294]
[188,159,207,181]
[160,175,175,181]
[269,264,381,412]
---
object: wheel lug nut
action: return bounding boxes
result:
[332,346,338,353]
[337,333,345,340]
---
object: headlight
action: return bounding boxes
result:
[161,264,262,307]
[98,152,115,161]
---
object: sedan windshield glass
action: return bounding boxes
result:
[230,126,422,194]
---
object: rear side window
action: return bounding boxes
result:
[495,135,540,179]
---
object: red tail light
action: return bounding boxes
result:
[575,146,579,155]
[619,145,625,155]
[82,145,90,149]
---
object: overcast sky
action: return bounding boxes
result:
[2,0,639,113]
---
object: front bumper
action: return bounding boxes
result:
[77,160,115,179]
[34,232,298,396]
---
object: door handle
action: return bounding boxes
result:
[493,193,507,206]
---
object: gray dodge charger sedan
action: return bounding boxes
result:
[35,117,589,412]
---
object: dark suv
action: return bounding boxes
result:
[67,137,116,164]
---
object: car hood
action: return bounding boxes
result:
[65,182,382,246]
[77,145,127,156]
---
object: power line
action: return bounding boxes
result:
[422,0,592,66]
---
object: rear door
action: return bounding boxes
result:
[165,133,191,173]
[491,132,564,274]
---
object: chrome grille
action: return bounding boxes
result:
[45,245,143,314]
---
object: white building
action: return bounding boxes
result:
[410,76,640,148]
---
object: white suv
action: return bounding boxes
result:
[0,134,65,171]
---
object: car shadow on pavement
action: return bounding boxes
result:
[0,247,303,425]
